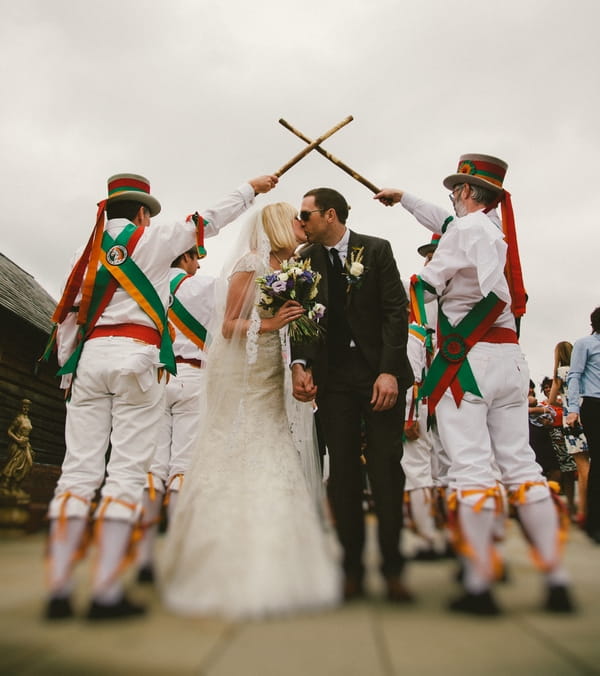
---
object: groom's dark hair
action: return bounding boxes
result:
[304,187,349,224]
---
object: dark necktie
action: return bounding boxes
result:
[330,247,344,275]
[327,247,352,356]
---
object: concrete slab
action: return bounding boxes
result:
[0,516,598,676]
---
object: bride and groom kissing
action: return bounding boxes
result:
[161,186,414,617]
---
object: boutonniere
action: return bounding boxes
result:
[344,246,367,292]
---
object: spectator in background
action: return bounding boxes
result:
[528,380,561,484]
[550,342,590,527]
[565,309,600,544]
[540,377,576,517]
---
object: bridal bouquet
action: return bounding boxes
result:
[256,258,326,342]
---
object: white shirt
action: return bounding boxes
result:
[57,183,255,369]
[401,193,515,332]
[325,228,350,265]
[169,268,216,361]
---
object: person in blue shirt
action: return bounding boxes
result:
[566,306,600,544]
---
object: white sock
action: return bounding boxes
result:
[92,519,133,604]
[47,517,88,598]
[167,490,179,523]
[409,488,437,544]
[136,489,163,568]
[517,496,570,587]
[458,503,496,594]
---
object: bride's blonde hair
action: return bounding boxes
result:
[257,202,298,251]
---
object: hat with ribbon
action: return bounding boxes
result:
[443,153,527,323]
[52,173,161,328]
[105,173,161,217]
[417,233,441,258]
[443,154,507,194]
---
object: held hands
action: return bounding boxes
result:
[249,175,279,194]
[291,363,317,402]
[373,188,404,206]
[371,373,399,412]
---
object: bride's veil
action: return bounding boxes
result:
[202,205,327,513]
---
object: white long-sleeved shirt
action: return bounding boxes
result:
[169,268,216,362]
[56,183,255,371]
[401,193,515,332]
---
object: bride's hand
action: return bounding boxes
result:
[272,300,304,329]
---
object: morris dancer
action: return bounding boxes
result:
[136,245,216,583]
[375,154,574,614]
[402,236,447,559]
[45,172,276,620]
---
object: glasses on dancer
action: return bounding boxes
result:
[449,184,464,204]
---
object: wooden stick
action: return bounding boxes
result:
[274,115,353,177]
[278,118,381,194]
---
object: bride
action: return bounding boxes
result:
[159,202,341,618]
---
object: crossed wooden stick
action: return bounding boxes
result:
[274,116,381,195]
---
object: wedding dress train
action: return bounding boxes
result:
[159,300,341,619]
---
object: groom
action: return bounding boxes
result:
[291,187,413,602]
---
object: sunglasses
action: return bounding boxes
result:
[298,209,324,222]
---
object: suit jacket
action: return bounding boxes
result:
[292,230,413,392]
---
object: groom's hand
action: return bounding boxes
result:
[292,363,317,402]
[371,373,399,411]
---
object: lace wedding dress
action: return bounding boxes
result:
[159,253,341,619]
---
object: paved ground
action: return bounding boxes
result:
[0,518,599,676]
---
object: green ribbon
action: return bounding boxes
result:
[58,225,176,377]
[169,273,208,347]
[420,292,505,405]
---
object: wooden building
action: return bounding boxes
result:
[0,253,65,530]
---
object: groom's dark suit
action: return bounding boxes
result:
[292,230,413,586]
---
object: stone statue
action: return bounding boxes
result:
[1,398,34,499]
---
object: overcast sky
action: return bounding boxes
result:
[1,0,598,387]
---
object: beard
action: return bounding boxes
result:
[454,196,468,217]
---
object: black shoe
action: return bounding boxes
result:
[87,595,146,620]
[137,565,155,584]
[412,548,440,561]
[385,576,415,603]
[343,575,365,602]
[441,543,457,559]
[448,590,501,616]
[587,530,600,545]
[45,596,74,620]
[545,585,576,613]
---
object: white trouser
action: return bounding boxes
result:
[436,342,547,504]
[402,407,434,491]
[149,363,206,493]
[48,337,166,522]
[429,421,451,487]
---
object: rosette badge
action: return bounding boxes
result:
[256,258,326,342]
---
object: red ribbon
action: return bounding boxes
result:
[485,191,526,319]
